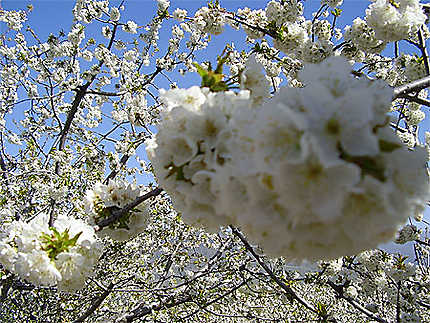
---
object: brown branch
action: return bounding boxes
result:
[117,294,192,322]
[326,281,388,323]
[226,13,278,39]
[72,282,115,323]
[96,187,163,230]
[395,93,430,107]
[0,153,8,183]
[55,24,120,171]
[396,281,401,323]
[0,273,14,301]
[418,28,430,76]
[230,226,319,317]
[415,239,430,247]
[180,280,248,320]
[104,154,130,184]
[393,75,430,99]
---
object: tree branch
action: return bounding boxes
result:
[104,154,130,184]
[116,294,192,322]
[393,76,430,99]
[326,281,388,323]
[418,27,430,76]
[72,282,115,323]
[230,226,319,317]
[96,187,163,230]
[395,93,430,107]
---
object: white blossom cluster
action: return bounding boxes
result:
[366,0,427,42]
[265,0,303,26]
[0,214,102,292]
[73,0,110,24]
[318,250,429,321]
[146,86,252,232]
[194,5,226,35]
[232,1,337,64]
[344,17,386,54]
[395,53,427,82]
[321,0,343,8]
[85,179,151,241]
[0,9,27,31]
[395,224,420,244]
[240,55,271,105]
[148,57,429,261]
[236,7,267,39]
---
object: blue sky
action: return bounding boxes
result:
[1,0,428,258]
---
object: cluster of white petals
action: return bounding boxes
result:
[0,214,101,291]
[321,0,343,8]
[366,0,426,42]
[395,53,427,82]
[148,57,429,261]
[236,7,267,39]
[273,22,309,55]
[194,6,226,35]
[265,0,303,25]
[85,179,150,241]
[240,55,271,105]
[395,224,420,244]
[147,86,252,231]
[344,17,386,53]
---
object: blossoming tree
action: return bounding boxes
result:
[1,0,430,321]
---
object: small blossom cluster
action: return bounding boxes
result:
[265,0,303,26]
[0,9,27,31]
[395,53,427,83]
[85,179,150,241]
[321,0,343,8]
[148,57,429,261]
[366,0,426,42]
[0,214,102,292]
[344,17,386,54]
[194,5,226,35]
[395,224,420,244]
[322,250,429,321]
[240,55,271,105]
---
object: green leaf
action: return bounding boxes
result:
[379,139,402,152]
[193,62,209,78]
[340,151,386,182]
[331,8,342,17]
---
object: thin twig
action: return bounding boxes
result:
[117,294,192,322]
[326,281,388,323]
[73,282,115,323]
[230,226,319,316]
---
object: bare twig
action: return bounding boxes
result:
[326,281,388,323]
[117,294,192,322]
[73,282,115,323]
[230,226,319,317]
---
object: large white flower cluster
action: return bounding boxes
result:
[365,0,426,42]
[85,179,151,241]
[0,214,102,292]
[148,57,429,262]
